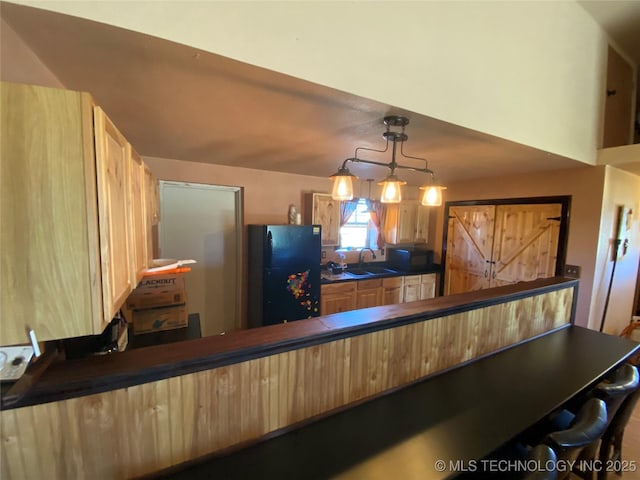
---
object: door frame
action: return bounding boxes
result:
[159,180,244,333]
[440,196,571,296]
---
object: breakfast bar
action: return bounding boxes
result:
[153,325,639,479]
[2,277,638,480]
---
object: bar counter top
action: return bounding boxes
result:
[2,277,576,410]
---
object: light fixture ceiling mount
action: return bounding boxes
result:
[330,115,445,205]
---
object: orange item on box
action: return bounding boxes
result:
[143,266,191,276]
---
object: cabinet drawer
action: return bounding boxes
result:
[322,281,357,294]
[357,278,382,290]
[421,273,436,283]
[382,276,403,288]
[404,275,421,286]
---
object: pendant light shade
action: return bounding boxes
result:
[419,185,446,207]
[379,174,406,203]
[330,166,356,200]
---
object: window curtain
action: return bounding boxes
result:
[369,201,387,249]
[340,200,359,227]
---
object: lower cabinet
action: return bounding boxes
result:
[321,272,438,315]
[401,273,437,303]
[321,282,357,315]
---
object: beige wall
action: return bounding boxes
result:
[434,165,607,328]
[0,17,63,88]
[144,156,333,225]
[590,166,640,334]
[144,156,335,329]
[13,1,607,165]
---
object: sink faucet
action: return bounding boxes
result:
[358,248,376,267]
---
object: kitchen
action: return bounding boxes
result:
[1,2,640,479]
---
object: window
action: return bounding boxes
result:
[340,199,372,248]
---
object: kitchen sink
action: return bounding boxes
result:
[345,268,371,277]
[344,266,399,278]
[364,266,398,275]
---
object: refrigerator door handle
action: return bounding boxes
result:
[266,230,273,268]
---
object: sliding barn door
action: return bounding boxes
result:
[445,203,562,295]
[444,205,496,295]
[491,204,562,287]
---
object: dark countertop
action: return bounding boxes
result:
[321,263,441,284]
[152,325,640,480]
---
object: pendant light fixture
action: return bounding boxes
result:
[419,184,447,207]
[329,116,444,205]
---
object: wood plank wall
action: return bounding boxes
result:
[1,286,574,479]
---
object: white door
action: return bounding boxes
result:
[159,181,241,337]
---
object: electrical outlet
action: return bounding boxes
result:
[564,264,581,278]
[321,250,326,259]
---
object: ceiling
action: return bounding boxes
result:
[1,2,638,186]
[578,0,640,66]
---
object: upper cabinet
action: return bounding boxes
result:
[306,193,340,247]
[0,83,152,344]
[94,106,135,323]
[384,202,430,245]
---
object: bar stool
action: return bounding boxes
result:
[522,444,558,480]
[543,398,608,480]
[597,373,640,480]
[572,363,639,477]
[593,363,639,422]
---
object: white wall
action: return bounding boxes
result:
[13,1,607,164]
[589,166,640,334]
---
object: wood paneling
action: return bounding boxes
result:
[0,284,575,479]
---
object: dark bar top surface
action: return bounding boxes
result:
[156,325,639,480]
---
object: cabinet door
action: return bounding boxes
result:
[144,164,158,261]
[444,205,496,295]
[415,205,430,243]
[94,106,134,323]
[1,84,103,343]
[321,282,356,314]
[312,194,340,246]
[397,203,417,243]
[382,277,404,305]
[491,204,562,287]
[402,275,421,303]
[130,149,148,283]
[420,273,437,300]
[356,279,383,309]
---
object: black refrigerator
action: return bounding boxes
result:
[247,225,322,327]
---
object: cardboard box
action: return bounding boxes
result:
[132,304,188,334]
[126,273,187,310]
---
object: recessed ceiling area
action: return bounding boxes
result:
[0,2,627,186]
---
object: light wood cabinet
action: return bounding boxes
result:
[144,163,160,226]
[321,282,357,315]
[129,149,149,283]
[94,106,135,324]
[0,83,150,344]
[444,203,562,295]
[355,278,383,309]
[402,275,422,303]
[384,202,430,244]
[306,193,340,246]
[382,276,404,305]
[420,273,437,300]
